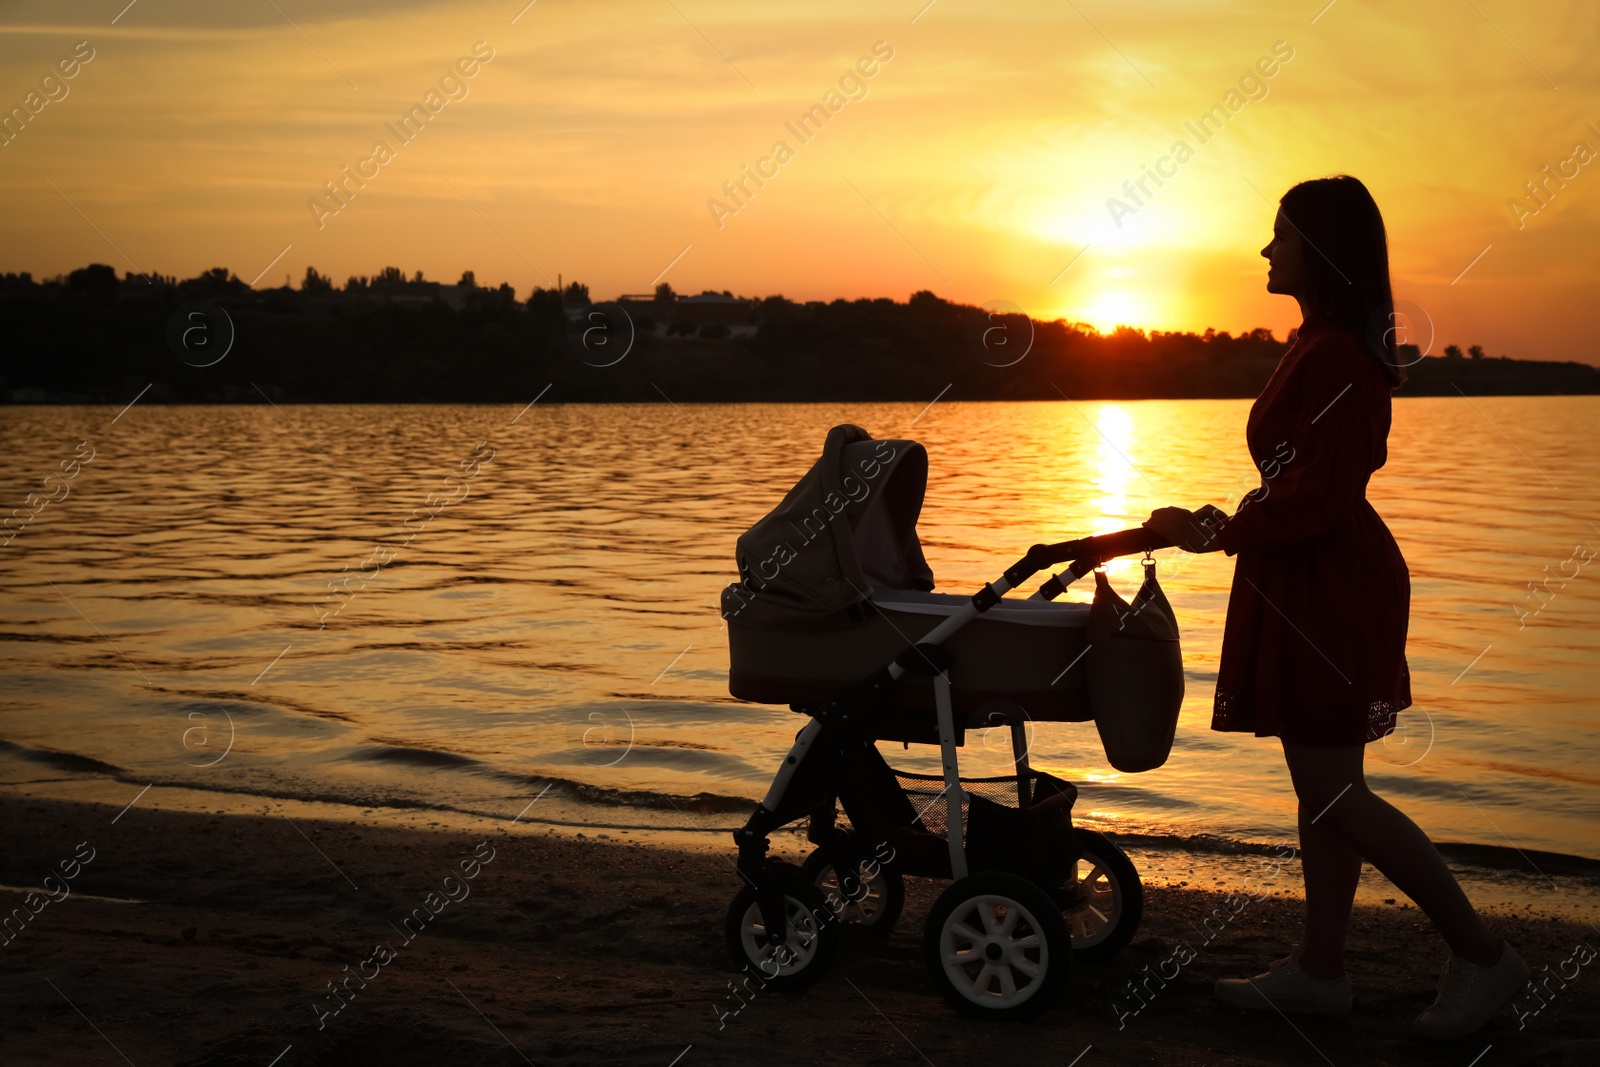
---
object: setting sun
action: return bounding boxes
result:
[1087,290,1146,333]
[1065,289,1155,333]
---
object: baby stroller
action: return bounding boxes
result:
[720,424,1185,1019]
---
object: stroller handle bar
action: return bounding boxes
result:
[1019,526,1172,575]
[1021,527,1174,602]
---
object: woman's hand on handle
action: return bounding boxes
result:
[1143,505,1228,554]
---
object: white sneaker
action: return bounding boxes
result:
[1413,940,1530,1040]
[1215,955,1353,1015]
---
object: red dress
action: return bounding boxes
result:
[1211,315,1411,747]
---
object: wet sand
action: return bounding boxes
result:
[2,794,1596,1067]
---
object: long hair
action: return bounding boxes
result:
[1279,175,1407,389]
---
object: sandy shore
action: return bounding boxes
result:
[2,794,1595,1067]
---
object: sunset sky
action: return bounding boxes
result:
[2,0,1596,360]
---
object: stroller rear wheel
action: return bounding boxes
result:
[923,872,1071,1020]
[1066,829,1143,963]
[724,865,839,992]
[800,842,905,934]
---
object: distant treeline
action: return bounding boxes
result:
[3,264,1598,403]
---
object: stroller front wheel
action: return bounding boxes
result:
[923,872,1071,1020]
[724,866,839,992]
[800,842,905,934]
[1066,829,1144,963]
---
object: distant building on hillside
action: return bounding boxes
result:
[616,289,756,337]
[371,278,441,305]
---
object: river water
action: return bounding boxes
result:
[3,398,1597,914]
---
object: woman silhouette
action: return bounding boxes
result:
[1143,175,1528,1040]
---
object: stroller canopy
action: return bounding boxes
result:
[725,424,934,629]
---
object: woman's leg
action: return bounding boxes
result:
[1289,748,1363,979]
[1280,738,1501,974]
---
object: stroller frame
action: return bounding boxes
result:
[729,525,1170,1017]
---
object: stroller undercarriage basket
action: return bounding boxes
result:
[888,769,1082,886]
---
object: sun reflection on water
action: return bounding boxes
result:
[1091,403,1138,577]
